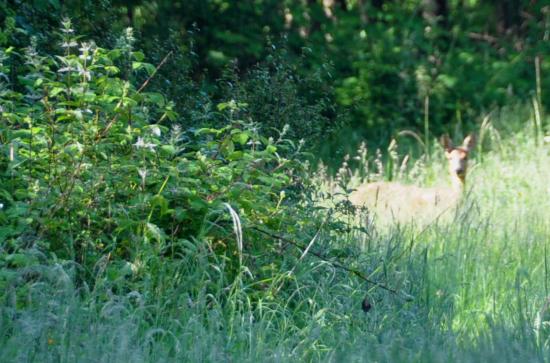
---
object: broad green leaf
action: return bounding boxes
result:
[232,131,249,145]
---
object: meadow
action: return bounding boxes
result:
[2,107,550,362]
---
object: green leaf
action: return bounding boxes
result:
[132,51,145,62]
[227,151,244,161]
[160,145,176,155]
[232,131,249,145]
[220,139,235,155]
[104,65,119,74]
[145,92,165,106]
[50,87,65,97]
[132,62,156,76]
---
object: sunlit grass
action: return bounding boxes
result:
[2,120,550,362]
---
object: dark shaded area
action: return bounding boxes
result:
[1,0,549,162]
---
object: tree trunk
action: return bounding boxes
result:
[500,0,521,30]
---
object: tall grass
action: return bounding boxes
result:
[2,112,550,362]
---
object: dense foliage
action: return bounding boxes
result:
[0,18,321,299]
[3,0,549,159]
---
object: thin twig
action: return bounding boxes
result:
[98,51,173,140]
[250,225,403,296]
[468,32,498,44]
[136,51,173,93]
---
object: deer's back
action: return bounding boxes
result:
[349,181,461,225]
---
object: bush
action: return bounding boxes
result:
[222,45,337,146]
[0,20,310,294]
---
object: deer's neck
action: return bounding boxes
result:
[450,173,465,194]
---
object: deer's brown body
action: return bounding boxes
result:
[350,135,475,225]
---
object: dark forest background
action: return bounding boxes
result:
[4,0,549,163]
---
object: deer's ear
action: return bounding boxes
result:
[462,134,476,151]
[440,135,453,151]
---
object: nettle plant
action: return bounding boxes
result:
[0,20,305,287]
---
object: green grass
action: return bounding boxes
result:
[2,125,550,362]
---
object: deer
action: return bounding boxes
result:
[349,134,476,225]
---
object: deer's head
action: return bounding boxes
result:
[440,134,475,188]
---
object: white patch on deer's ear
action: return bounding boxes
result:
[462,134,476,151]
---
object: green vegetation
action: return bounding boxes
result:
[1,1,550,362]
[6,0,550,160]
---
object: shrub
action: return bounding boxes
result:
[0,20,308,294]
